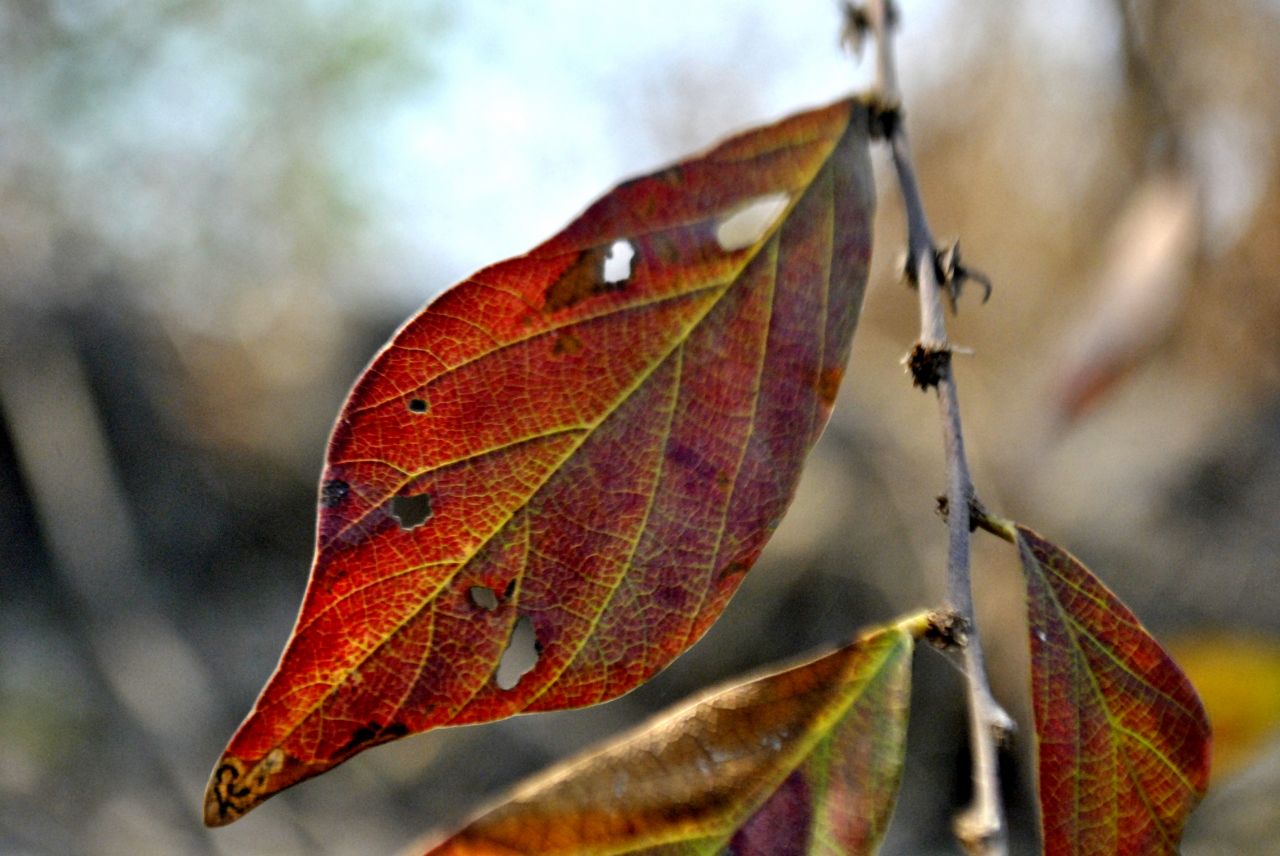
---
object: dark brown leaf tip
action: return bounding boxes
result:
[203,749,286,827]
[906,343,950,390]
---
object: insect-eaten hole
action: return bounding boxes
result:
[601,239,635,284]
[407,397,428,413]
[714,192,791,252]
[391,493,433,530]
[496,616,539,690]
[468,585,499,611]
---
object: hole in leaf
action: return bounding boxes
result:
[496,616,539,690]
[407,398,428,413]
[469,585,499,611]
[715,192,791,251]
[601,239,635,284]
[391,493,433,530]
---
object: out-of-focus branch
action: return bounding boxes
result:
[844,3,1013,854]
[1050,0,1201,426]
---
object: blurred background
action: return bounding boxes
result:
[2,0,1279,853]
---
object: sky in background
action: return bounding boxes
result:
[2,0,1136,320]
[358,0,1129,300]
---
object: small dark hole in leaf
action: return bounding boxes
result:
[407,398,428,413]
[496,616,539,690]
[469,585,499,611]
[320,479,349,508]
[391,493,433,530]
[502,579,516,600]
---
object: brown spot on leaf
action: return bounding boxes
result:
[816,366,844,406]
[553,332,583,356]
[320,479,348,508]
[338,720,408,756]
[341,725,379,756]
[655,166,685,188]
[544,245,628,312]
[718,559,750,581]
[651,233,680,266]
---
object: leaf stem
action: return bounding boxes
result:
[849,3,1014,853]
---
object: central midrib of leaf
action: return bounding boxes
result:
[391,237,768,711]
[284,147,847,742]
[688,633,909,851]
[1038,561,1191,847]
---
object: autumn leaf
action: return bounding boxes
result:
[416,615,922,856]
[205,97,876,825]
[1011,523,1211,855]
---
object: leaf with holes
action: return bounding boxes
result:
[419,615,920,856]
[204,96,876,825]
[1014,524,1211,855]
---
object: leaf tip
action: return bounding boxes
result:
[202,748,288,828]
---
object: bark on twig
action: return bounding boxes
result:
[846,3,1014,853]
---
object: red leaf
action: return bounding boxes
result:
[418,616,920,856]
[205,97,876,825]
[1016,524,1211,855]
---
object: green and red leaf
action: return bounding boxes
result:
[1016,524,1211,855]
[419,615,921,856]
[205,97,876,824]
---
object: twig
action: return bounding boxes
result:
[845,3,1014,854]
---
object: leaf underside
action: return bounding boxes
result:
[1018,525,1211,856]
[205,96,876,825]
[421,620,915,856]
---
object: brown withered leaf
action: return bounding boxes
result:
[416,615,925,855]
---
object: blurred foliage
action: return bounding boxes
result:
[1169,634,1280,777]
[2,1,1279,854]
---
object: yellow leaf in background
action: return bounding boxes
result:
[1168,634,1280,778]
